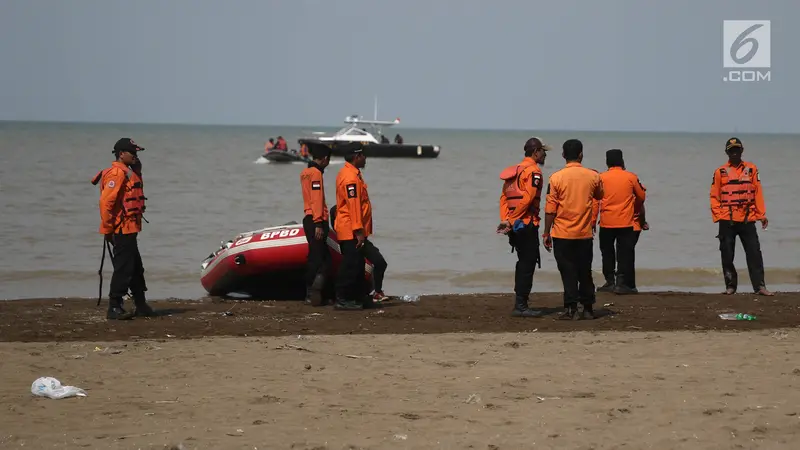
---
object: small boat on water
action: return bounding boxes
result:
[260,149,310,164]
[200,222,374,299]
[298,111,442,159]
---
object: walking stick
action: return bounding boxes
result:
[97,239,115,306]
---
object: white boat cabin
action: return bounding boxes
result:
[314,114,400,144]
[317,124,381,144]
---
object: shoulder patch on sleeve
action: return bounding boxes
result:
[532,172,542,188]
[107,180,116,189]
[756,171,760,182]
[311,181,321,190]
[346,183,357,199]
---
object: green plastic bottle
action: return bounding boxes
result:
[719,313,757,321]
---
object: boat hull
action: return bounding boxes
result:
[200,222,374,299]
[263,150,309,163]
[298,139,441,159]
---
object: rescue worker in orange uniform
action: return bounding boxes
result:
[542,139,604,320]
[299,143,333,306]
[710,137,773,296]
[333,143,388,310]
[595,149,647,294]
[91,138,155,320]
[496,137,551,317]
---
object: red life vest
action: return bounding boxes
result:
[91,167,147,218]
[500,162,541,221]
[719,166,756,208]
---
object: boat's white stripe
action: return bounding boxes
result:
[201,235,372,278]
[202,237,307,275]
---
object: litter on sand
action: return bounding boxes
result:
[31,377,87,399]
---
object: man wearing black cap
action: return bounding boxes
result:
[91,138,155,319]
[594,149,647,294]
[496,137,551,317]
[333,143,388,309]
[299,142,333,306]
[710,137,773,296]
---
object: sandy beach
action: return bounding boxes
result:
[2,292,800,449]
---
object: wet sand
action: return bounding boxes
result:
[2,292,800,449]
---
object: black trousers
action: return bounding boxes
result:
[508,223,540,304]
[302,215,330,289]
[552,237,595,307]
[599,226,637,289]
[109,232,147,303]
[337,238,387,300]
[631,230,641,288]
[717,221,766,292]
[361,240,387,292]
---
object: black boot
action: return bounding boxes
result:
[334,299,363,310]
[511,296,542,317]
[133,293,156,317]
[613,285,637,295]
[306,274,325,306]
[107,297,134,320]
[597,280,615,293]
[558,303,579,320]
[579,303,596,320]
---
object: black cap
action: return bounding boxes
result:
[113,138,145,154]
[306,142,333,159]
[606,149,624,167]
[725,137,743,151]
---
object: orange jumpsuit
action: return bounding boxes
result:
[544,162,604,307]
[709,160,768,292]
[93,161,146,235]
[498,156,546,309]
[334,161,387,302]
[91,160,148,304]
[595,167,646,289]
[499,157,544,227]
[334,162,372,241]
[300,162,331,303]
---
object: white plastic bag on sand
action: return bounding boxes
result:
[31,377,87,399]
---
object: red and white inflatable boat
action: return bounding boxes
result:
[200,222,374,299]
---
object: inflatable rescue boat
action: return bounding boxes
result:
[260,149,310,164]
[200,222,374,299]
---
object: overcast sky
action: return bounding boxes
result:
[0,0,797,133]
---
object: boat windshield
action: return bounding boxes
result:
[333,126,372,138]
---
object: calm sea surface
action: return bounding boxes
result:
[0,122,798,300]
